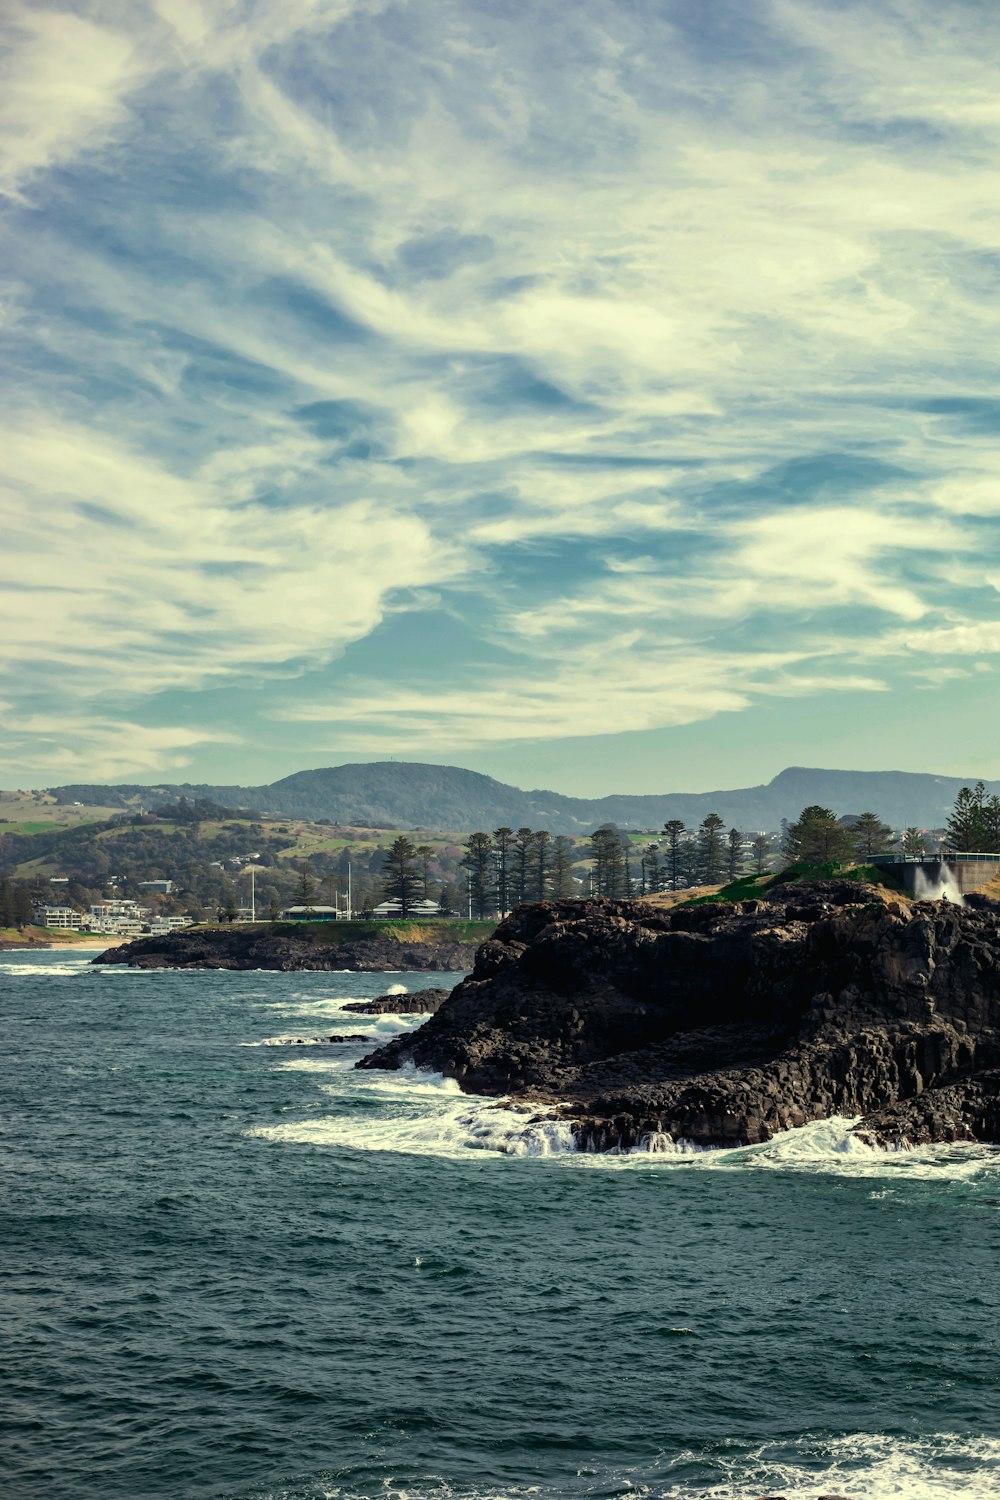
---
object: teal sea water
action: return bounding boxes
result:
[4,950,1000,1500]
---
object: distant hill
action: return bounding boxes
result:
[41,762,1000,834]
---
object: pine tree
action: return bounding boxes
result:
[589,827,610,895]
[984,796,1000,852]
[551,836,576,897]
[293,861,316,908]
[698,813,726,883]
[621,836,634,897]
[662,820,686,890]
[750,833,773,874]
[533,829,551,901]
[945,784,987,853]
[415,845,434,899]
[727,827,743,882]
[783,806,855,864]
[493,826,514,914]
[511,828,534,907]
[852,811,894,859]
[642,844,662,895]
[462,832,496,920]
[589,826,624,895]
[901,827,926,857]
[381,836,421,917]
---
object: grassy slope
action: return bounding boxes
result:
[0,924,110,944]
[678,861,906,907]
[191,919,497,944]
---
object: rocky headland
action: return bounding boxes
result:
[93,928,478,973]
[357,883,1000,1151]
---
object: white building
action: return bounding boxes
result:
[370,898,442,919]
[33,905,84,930]
[145,915,191,935]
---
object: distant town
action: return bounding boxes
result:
[4,774,997,940]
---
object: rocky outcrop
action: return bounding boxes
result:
[342,988,451,1015]
[357,884,1000,1149]
[263,1034,374,1046]
[94,928,478,972]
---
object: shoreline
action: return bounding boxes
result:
[0,934,125,951]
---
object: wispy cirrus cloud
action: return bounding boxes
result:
[3,0,1000,786]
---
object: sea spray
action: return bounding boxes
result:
[913,859,966,905]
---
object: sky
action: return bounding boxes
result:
[3,0,1000,797]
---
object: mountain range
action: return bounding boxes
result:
[41,762,996,834]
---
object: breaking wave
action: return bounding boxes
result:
[251,1061,1000,1181]
[240,1430,1000,1499]
[0,959,92,977]
[249,1067,578,1158]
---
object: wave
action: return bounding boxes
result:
[250,1055,1000,1180]
[652,1429,1000,1498]
[0,960,91,976]
[248,1068,577,1158]
[240,1430,1000,1499]
[243,1033,374,1048]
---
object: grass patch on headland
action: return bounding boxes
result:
[192,918,497,944]
[679,861,905,907]
[0,925,107,945]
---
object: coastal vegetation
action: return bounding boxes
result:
[1,773,994,935]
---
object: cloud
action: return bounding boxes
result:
[2,0,1000,782]
[0,412,462,696]
[0,717,238,783]
[277,629,887,750]
[895,622,1000,656]
[0,5,147,199]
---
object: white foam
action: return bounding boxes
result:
[652,1430,1000,1498]
[254,1431,1000,1500]
[275,1057,352,1073]
[565,1115,1000,1181]
[385,982,409,994]
[0,960,91,976]
[249,1067,577,1159]
[242,1033,374,1048]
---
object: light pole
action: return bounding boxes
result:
[246,866,265,922]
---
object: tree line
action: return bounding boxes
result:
[944,782,1000,853]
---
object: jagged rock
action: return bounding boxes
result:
[357,885,1000,1149]
[342,988,451,1015]
[258,1033,374,1046]
[92,929,478,973]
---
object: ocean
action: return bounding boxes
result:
[3,950,999,1500]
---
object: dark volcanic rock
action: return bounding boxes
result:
[342,988,451,1015]
[357,885,1000,1149]
[93,929,477,972]
[261,1033,375,1046]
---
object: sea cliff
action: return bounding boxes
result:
[357,883,1000,1150]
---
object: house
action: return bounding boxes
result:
[279,905,339,921]
[32,905,84,930]
[139,879,173,894]
[370,898,441,919]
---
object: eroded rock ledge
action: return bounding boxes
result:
[357,884,1000,1150]
[342,988,451,1015]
